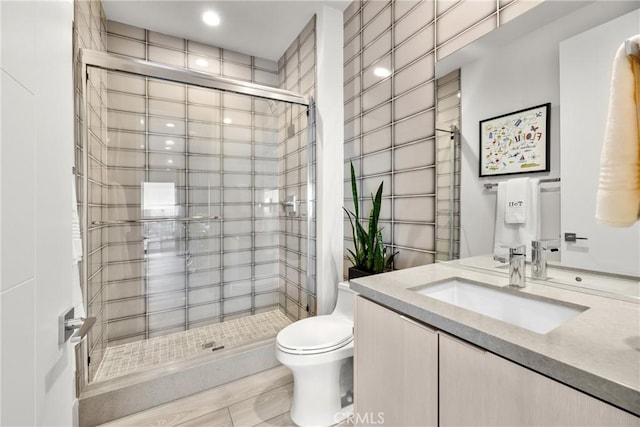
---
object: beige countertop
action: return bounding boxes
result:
[350,256,640,416]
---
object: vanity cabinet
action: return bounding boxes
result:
[354,296,640,426]
[439,333,640,426]
[354,296,438,427]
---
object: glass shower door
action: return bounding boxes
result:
[85,66,291,382]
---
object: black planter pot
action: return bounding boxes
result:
[348,267,374,281]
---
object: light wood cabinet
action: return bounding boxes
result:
[355,297,640,426]
[354,296,438,427]
[439,332,640,426]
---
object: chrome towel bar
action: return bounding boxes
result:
[483,177,560,190]
[92,215,222,225]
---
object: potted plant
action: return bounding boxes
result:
[344,162,398,280]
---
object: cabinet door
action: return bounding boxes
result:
[354,296,438,426]
[439,333,640,426]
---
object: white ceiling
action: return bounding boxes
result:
[102,0,350,61]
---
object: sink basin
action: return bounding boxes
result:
[411,278,587,334]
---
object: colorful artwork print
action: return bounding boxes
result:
[479,103,550,177]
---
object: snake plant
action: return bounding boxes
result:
[344,162,398,273]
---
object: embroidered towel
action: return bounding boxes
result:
[596,34,640,226]
[505,178,530,224]
[494,179,541,259]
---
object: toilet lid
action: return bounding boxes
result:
[277,316,353,353]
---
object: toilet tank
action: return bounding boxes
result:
[332,282,357,320]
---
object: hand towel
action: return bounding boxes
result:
[596,34,640,227]
[504,178,530,224]
[494,179,541,258]
[72,176,86,318]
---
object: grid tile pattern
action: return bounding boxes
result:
[343,0,538,272]
[94,309,291,382]
[97,66,283,347]
[105,21,280,87]
[74,18,316,382]
[435,70,461,261]
[98,21,314,345]
[74,0,109,385]
[277,18,317,321]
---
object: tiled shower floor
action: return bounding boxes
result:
[93,309,292,382]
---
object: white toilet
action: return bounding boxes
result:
[276,282,356,426]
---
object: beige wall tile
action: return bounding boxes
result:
[395,24,434,69]
[107,34,145,59]
[362,126,392,154]
[395,1,434,44]
[436,0,496,45]
[436,14,496,60]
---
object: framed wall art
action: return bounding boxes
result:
[479,103,550,177]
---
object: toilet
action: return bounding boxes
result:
[276,282,356,426]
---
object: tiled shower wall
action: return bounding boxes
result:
[73,0,108,384]
[101,21,302,346]
[343,0,540,271]
[74,9,316,381]
[98,67,284,345]
[435,70,461,261]
[277,18,317,320]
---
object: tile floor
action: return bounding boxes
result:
[99,365,352,427]
[94,310,292,381]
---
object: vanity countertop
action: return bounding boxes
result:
[349,256,640,417]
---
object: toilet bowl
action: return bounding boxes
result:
[275,282,356,427]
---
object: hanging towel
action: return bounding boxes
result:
[504,178,530,224]
[72,176,86,319]
[494,179,541,259]
[596,34,640,227]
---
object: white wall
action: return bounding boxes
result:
[1,1,75,425]
[459,2,638,258]
[559,9,640,276]
[315,5,344,315]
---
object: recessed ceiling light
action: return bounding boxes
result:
[168,159,174,164]
[140,145,145,148]
[165,140,175,145]
[195,58,209,68]
[166,122,175,128]
[165,147,172,150]
[202,10,220,27]
[457,92,461,98]
[223,117,233,124]
[139,119,145,124]
[373,67,392,78]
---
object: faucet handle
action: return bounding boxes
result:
[532,239,560,251]
[509,245,526,256]
[493,255,507,263]
[532,240,547,251]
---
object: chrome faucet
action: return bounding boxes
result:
[508,245,527,288]
[493,245,527,287]
[531,240,559,280]
[531,240,548,280]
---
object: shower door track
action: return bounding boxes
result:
[80,49,311,106]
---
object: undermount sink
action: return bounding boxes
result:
[411,278,587,334]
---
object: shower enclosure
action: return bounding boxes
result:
[79,50,315,383]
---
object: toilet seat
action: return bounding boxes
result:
[276,316,353,355]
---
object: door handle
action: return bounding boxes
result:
[59,307,97,344]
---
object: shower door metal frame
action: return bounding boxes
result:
[79,48,314,385]
[80,49,311,106]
